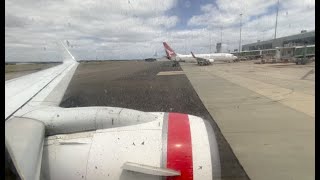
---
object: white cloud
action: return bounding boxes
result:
[186,0,314,52]
[146,16,179,29]
[5,0,315,61]
[5,0,178,61]
[188,0,276,27]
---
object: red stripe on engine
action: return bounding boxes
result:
[167,113,193,180]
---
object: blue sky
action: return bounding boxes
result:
[168,0,214,29]
[5,0,315,61]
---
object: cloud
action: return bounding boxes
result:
[186,0,314,52]
[5,0,314,61]
[5,14,30,28]
[188,0,277,27]
[146,16,179,29]
[5,0,178,61]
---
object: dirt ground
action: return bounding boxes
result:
[5,63,60,80]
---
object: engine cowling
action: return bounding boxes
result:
[209,59,214,63]
[41,112,221,180]
[18,106,159,136]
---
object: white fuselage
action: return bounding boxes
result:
[175,53,237,63]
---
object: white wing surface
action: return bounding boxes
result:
[5,42,78,120]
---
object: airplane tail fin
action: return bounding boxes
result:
[163,42,177,59]
[191,51,196,58]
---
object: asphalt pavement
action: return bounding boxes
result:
[60,60,250,180]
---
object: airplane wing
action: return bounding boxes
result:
[5,41,79,180]
[5,41,78,120]
[5,42,221,180]
[191,52,213,66]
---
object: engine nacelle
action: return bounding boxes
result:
[13,106,221,179]
[19,106,159,135]
[41,112,221,180]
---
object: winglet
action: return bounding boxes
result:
[59,40,76,63]
[122,162,180,176]
[191,51,196,58]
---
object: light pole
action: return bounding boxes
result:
[274,0,280,39]
[239,13,243,53]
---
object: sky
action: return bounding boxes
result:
[5,0,315,61]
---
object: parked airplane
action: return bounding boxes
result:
[163,42,238,63]
[5,41,221,180]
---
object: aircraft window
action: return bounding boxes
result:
[5,0,314,180]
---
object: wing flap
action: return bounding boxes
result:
[5,117,45,180]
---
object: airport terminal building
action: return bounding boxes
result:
[242,30,315,51]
